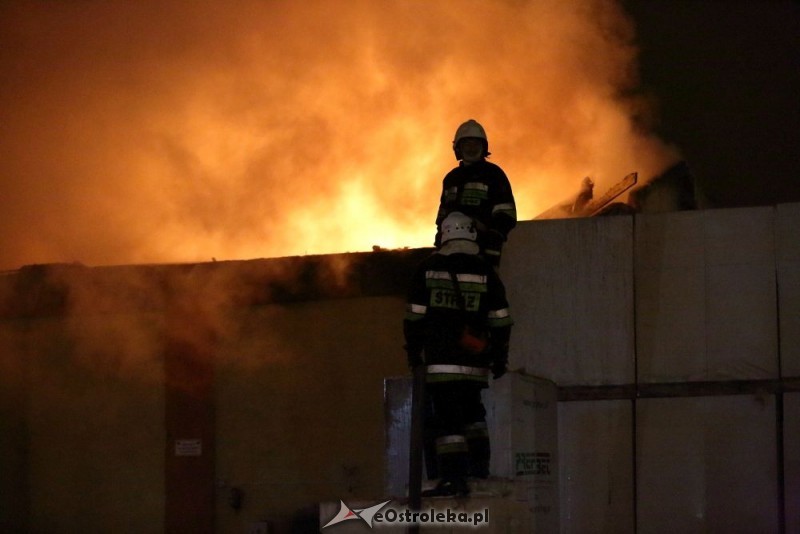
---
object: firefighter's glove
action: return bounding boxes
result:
[491,360,508,380]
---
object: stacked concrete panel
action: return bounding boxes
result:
[631,207,784,531]
[777,203,800,377]
[785,392,800,534]
[484,373,559,531]
[635,207,778,382]
[634,210,707,381]
[636,396,779,532]
[557,400,634,532]
[382,373,558,531]
[778,203,800,533]
[499,204,798,532]
[502,216,635,386]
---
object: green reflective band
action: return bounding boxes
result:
[464,182,489,192]
[488,308,513,327]
[464,423,489,438]
[463,183,489,200]
[436,435,468,454]
[488,316,514,328]
[428,364,489,376]
[427,278,453,290]
[426,271,487,293]
[426,364,490,384]
[427,374,489,384]
[426,271,487,284]
[436,434,467,446]
[458,282,487,293]
[455,273,487,284]
[429,288,481,311]
[405,303,427,321]
[492,203,517,218]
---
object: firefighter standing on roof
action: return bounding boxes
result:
[435,119,517,268]
[404,211,514,498]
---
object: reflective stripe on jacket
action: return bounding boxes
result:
[426,364,490,384]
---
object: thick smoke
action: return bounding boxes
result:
[0,0,679,271]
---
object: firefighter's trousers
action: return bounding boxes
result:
[424,381,491,482]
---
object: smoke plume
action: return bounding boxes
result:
[0,0,679,271]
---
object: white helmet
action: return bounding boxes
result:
[440,212,477,243]
[452,119,489,161]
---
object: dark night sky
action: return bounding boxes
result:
[625,0,800,207]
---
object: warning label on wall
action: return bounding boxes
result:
[174,439,202,457]
[515,452,551,476]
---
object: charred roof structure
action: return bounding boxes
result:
[0,247,434,319]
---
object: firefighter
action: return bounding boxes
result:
[404,211,514,497]
[434,119,517,268]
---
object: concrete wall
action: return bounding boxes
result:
[778,203,800,377]
[557,400,633,532]
[0,258,413,533]
[636,207,778,382]
[213,297,408,532]
[0,313,165,533]
[501,215,635,385]
[1,203,797,532]
[502,203,799,532]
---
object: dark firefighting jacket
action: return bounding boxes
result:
[434,160,517,262]
[404,250,513,385]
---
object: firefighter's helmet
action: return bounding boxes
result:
[440,212,477,243]
[452,119,489,161]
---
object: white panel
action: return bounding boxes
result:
[637,396,779,533]
[636,207,778,382]
[384,371,559,530]
[706,262,777,378]
[635,211,706,272]
[704,206,776,264]
[777,203,800,376]
[785,392,800,534]
[485,373,559,533]
[486,374,558,479]
[635,211,706,381]
[704,207,777,379]
[558,400,633,533]
[502,217,634,385]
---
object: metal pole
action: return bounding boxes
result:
[407,364,426,534]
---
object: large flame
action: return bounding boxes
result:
[0,0,679,270]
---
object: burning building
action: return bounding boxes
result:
[1,0,798,531]
[1,202,798,532]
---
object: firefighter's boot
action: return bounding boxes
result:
[466,422,491,479]
[423,434,470,497]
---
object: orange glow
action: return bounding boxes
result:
[0,0,679,270]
